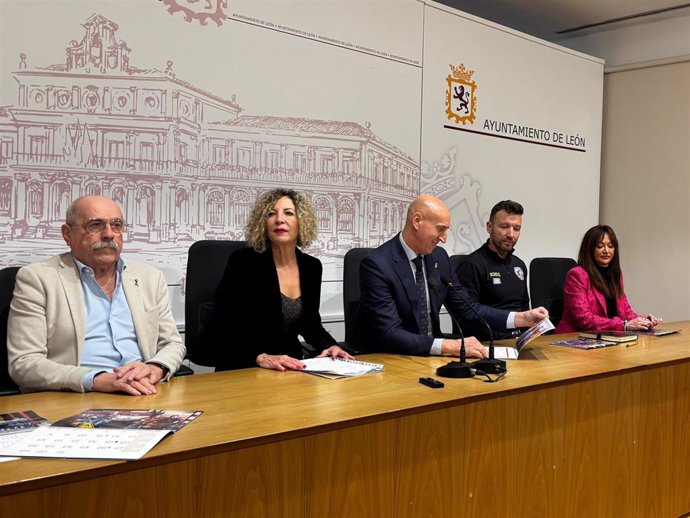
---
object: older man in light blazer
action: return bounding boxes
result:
[7,195,185,394]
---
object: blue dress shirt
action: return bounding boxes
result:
[74,258,142,390]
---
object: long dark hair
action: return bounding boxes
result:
[577,225,623,298]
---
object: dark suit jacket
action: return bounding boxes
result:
[211,247,336,371]
[358,234,509,355]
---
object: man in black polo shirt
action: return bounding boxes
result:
[457,200,530,341]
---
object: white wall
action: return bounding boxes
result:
[0,1,607,336]
[558,11,690,323]
[422,1,603,264]
[557,11,690,67]
[599,58,690,322]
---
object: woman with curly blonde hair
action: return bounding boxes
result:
[211,188,353,371]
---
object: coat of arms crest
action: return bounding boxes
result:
[445,63,477,125]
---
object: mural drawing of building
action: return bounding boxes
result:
[0,14,420,258]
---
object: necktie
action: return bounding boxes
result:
[413,255,430,336]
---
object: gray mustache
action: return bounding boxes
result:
[92,241,119,251]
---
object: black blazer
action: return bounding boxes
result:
[211,247,336,371]
[358,234,509,355]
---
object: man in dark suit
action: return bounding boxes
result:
[358,195,548,357]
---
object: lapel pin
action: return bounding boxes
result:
[134,279,139,287]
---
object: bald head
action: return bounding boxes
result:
[402,195,451,255]
[66,195,122,225]
[405,195,449,224]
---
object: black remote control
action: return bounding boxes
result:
[419,377,445,389]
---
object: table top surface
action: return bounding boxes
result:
[1,321,688,492]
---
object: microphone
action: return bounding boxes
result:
[440,275,506,375]
[427,278,474,379]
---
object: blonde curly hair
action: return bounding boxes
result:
[246,188,318,252]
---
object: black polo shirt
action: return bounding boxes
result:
[456,241,530,341]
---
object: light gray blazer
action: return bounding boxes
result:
[7,253,186,392]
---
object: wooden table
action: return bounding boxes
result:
[2,323,690,517]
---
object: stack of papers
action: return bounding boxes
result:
[580,330,637,343]
[636,328,679,336]
[301,358,384,379]
[0,411,49,463]
[0,409,202,461]
[551,338,617,350]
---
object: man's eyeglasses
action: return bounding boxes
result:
[72,218,126,234]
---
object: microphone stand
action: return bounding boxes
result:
[428,279,474,378]
[441,275,506,375]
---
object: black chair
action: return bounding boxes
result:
[529,257,577,327]
[342,248,374,353]
[0,267,21,396]
[448,254,469,336]
[449,254,467,278]
[184,240,247,367]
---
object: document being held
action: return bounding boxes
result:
[492,318,555,360]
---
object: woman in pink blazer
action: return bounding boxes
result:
[556,225,662,333]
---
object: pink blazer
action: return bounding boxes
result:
[555,265,639,333]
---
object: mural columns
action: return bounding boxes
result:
[125,186,135,231]
[353,193,362,242]
[307,146,315,174]
[150,183,163,243]
[189,183,200,237]
[18,83,27,108]
[358,144,367,180]
[362,194,372,246]
[254,142,263,170]
[336,148,343,172]
[126,131,135,166]
[171,91,179,120]
[161,179,176,241]
[33,178,50,238]
[224,190,231,232]
[327,192,337,247]
[167,127,177,167]
[157,132,167,168]
[69,178,80,206]
[17,125,26,157]
[226,139,234,167]
[200,137,209,172]
[12,173,29,237]
[190,184,206,240]
[190,134,198,167]
[280,144,287,169]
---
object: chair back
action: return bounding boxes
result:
[448,254,468,336]
[342,248,374,348]
[185,240,247,366]
[0,267,21,396]
[529,257,577,326]
[449,254,467,278]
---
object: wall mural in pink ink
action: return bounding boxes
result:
[162,0,229,27]
[421,147,485,256]
[0,13,419,275]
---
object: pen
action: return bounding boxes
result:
[626,341,638,348]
